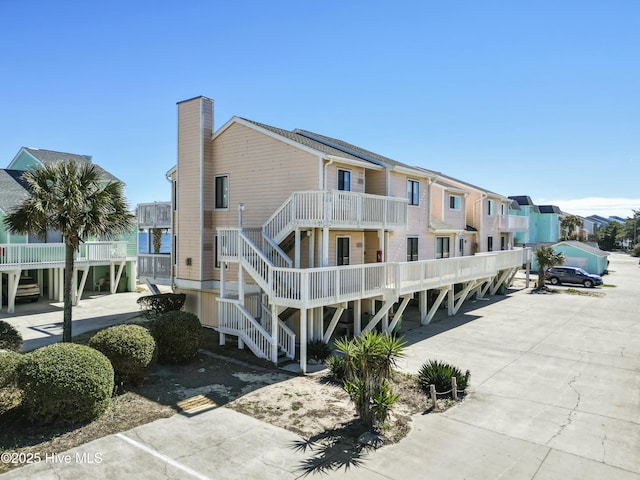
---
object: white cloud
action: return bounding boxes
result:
[539,197,640,219]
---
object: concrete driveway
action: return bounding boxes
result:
[2,253,639,479]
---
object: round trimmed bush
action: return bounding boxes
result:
[0,351,23,413]
[0,351,22,388]
[18,343,114,425]
[417,359,470,397]
[89,324,156,385]
[151,311,202,364]
[0,320,23,352]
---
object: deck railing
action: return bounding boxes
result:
[260,304,296,360]
[0,241,128,269]
[218,298,272,360]
[218,227,530,309]
[499,215,529,232]
[137,253,172,281]
[138,202,172,229]
[263,190,408,243]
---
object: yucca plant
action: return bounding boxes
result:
[417,359,470,397]
[334,331,406,428]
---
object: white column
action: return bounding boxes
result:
[48,268,54,300]
[308,229,315,268]
[58,268,64,301]
[354,299,361,336]
[238,264,244,306]
[322,227,329,267]
[294,229,301,269]
[419,290,427,319]
[300,308,307,374]
[271,303,279,364]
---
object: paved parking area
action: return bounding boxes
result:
[2,253,639,479]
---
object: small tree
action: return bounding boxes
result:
[535,246,565,290]
[334,331,406,428]
[4,162,135,342]
[560,215,583,240]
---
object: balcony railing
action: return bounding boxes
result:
[0,241,128,269]
[218,227,530,309]
[499,215,529,232]
[137,253,172,282]
[263,191,408,243]
[138,202,172,229]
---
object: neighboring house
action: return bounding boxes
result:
[137,201,172,290]
[537,205,562,243]
[531,241,609,275]
[431,175,526,254]
[586,215,610,229]
[168,96,530,373]
[0,147,137,313]
[509,196,540,245]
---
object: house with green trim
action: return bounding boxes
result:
[0,147,137,312]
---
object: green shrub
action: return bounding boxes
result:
[325,354,346,381]
[0,320,23,352]
[0,351,22,388]
[137,293,186,319]
[89,324,156,385]
[308,339,333,362]
[633,243,640,257]
[334,331,406,428]
[18,343,114,425]
[0,351,23,414]
[151,311,202,364]
[417,359,470,397]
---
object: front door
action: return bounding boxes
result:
[337,237,350,266]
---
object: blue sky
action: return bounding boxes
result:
[1,1,638,218]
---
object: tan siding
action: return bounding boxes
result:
[176,98,212,282]
[432,184,444,221]
[325,163,366,193]
[365,170,387,196]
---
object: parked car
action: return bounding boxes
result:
[544,266,603,288]
[2,275,40,303]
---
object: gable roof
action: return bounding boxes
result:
[553,240,609,257]
[13,148,122,183]
[0,170,31,214]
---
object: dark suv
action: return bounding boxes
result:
[544,266,603,288]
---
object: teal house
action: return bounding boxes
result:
[509,197,563,244]
[552,241,609,275]
[0,147,138,312]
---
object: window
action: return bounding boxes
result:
[449,195,461,210]
[407,237,418,261]
[459,237,464,256]
[408,179,419,206]
[501,203,506,216]
[338,169,351,191]
[488,236,494,252]
[436,237,450,259]
[215,175,229,209]
[337,237,350,266]
[487,199,494,216]
[501,236,506,250]
[172,180,177,211]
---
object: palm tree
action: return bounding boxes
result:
[535,246,565,291]
[4,162,135,342]
[560,215,583,240]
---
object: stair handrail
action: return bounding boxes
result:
[260,303,296,360]
[218,298,272,360]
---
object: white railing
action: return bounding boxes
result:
[0,241,128,269]
[138,202,172,229]
[218,298,272,360]
[138,254,172,281]
[263,191,408,243]
[260,304,296,359]
[499,215,529,232]
[476,248,531,270]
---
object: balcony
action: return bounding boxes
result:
[0,241,128,271]
[137,254,172,285]
[138,202,172,229]
[499,215,529,232]
[264,190,408,243]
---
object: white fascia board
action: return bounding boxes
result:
[325,154,383,170]
[166,165,177,177]
[393,164,437,179]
